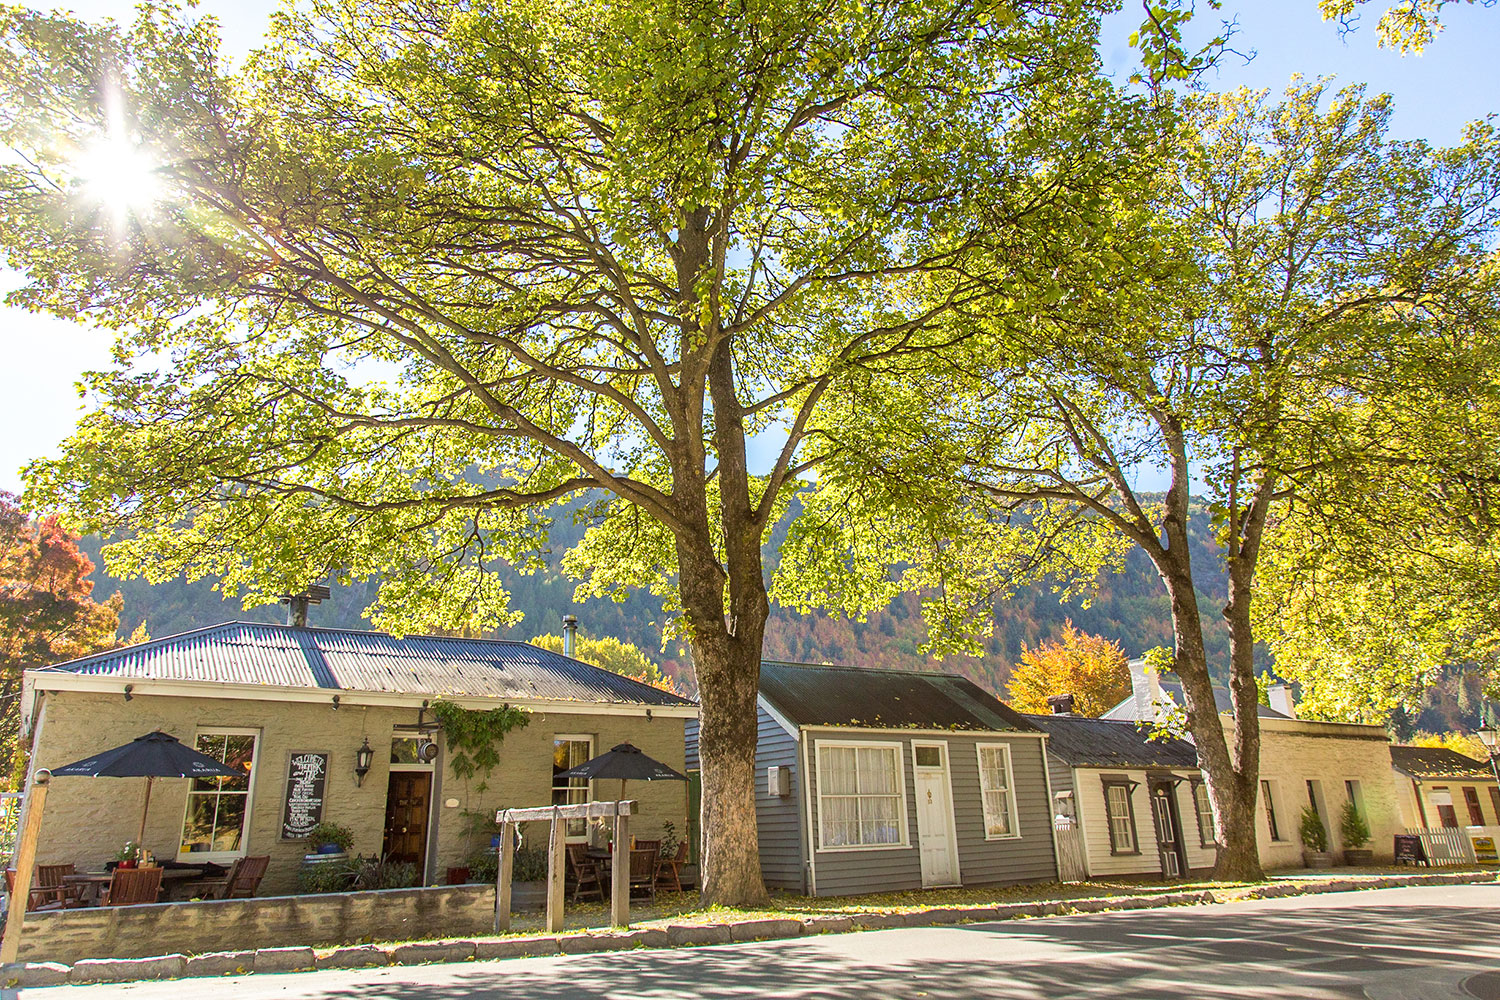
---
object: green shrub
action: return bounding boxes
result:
[1299,805,1328,852]
[296,859,356,894]
[1340,800,1371,848]
[349,855,419,890]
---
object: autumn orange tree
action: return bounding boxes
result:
[1006,621,1129,717]
[0,493,121,784]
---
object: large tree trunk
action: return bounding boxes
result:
[1152,422,1264,882]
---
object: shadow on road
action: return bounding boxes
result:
[281,899,1498,1000]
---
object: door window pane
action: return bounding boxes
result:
[552,737,593,839]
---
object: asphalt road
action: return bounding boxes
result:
[17,884,1500,999]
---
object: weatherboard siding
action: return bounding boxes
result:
[805,729,1056,897]
[754,708,806,891]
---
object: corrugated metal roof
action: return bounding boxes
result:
[758,661,1037,733]
[1102,678,1288,721]
[1026,714,1199,770]
[1390,745,1494,780]
[36,621,694,708]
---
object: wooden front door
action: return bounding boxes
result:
[383,771,432,866]
[1149,780,1187,879]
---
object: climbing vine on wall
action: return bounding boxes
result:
[430,700,531,788]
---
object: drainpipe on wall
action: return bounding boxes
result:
[562,615,579,657]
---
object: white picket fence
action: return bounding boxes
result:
[1054,816,1088,883]
[1407,825,1500,865]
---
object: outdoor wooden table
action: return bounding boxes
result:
[63,868,209,905]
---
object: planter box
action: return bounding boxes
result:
[1303,851,1335,868]
[1343,848,1374,866]
[509,881,545,912]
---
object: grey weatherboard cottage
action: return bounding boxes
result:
[686,662,1059,896]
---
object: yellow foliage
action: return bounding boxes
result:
[1006,621,1130,718]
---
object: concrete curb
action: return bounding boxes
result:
[2,870,1492,987]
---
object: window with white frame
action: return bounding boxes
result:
[1192,781,1216,847]
[1261,780,1285,841]
[816,742,905,849]
[976,744,1019,839]
[1102,778,1138,854]
[552,736,594,840]
[179,729,259,860]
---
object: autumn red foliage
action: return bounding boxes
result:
[0,494,121,784]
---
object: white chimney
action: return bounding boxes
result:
[1267,683,1297,719]
[562,614,579,657]
[1127,658,1164,721]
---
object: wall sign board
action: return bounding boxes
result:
[281,751,329,839]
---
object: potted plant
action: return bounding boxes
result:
[1341,800,1374,866]
[1300,805,1334,868]
[112,841,141,870]
[305,821,355,855]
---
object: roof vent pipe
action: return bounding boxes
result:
[562,614,579,657]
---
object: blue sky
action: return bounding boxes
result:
[0,0,1495,494]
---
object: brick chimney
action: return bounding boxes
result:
[1267,683,1298,719]
[1047,693,1077,716]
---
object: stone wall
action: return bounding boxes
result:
[15,883,522,965]
[30,691,689,896]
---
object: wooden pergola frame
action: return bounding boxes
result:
[494,799,637,933]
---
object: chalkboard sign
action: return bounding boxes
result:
[281,751,329,840]
[1393,833,1428,866]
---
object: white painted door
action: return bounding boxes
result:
[913,744,958,886]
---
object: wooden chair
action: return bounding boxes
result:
[198,855,270,899]
[566,844,605,903]
[655,841,688,893]
[632,839,661,857]
[627,848,656,902]
[5,868,66,912]
[102,866,163,907]
[35,863,88,908]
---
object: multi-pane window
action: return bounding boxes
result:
[1261,780,1283,841]
[816,743,904,848]
[1192,781,1216,847]
[179,730,257,859]
[977,745,1019,839]
[1103,780,1137,854]
[552,736,593,840]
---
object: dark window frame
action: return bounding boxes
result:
[1101,775,1141,856]
[1261,780,1283,842]
[1190,779,1215,848]
[1464,786,1485,826]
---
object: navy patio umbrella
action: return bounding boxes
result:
[50,731,244,856]
[557,742,686,803]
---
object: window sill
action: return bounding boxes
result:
[815,842,912,854]
[1109,849,1142,857]
[983,833,1022,842]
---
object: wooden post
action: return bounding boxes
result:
[494,816,515,933]
[545,807,566,933]
[1,769,52,966]
[611,805,630,928]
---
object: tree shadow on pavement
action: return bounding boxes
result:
[236,899,1500,1000]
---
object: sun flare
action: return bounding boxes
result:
[74,136,161,223]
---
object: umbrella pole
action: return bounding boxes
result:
[136,775,153,858]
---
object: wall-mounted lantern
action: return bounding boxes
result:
[354,737,374,787]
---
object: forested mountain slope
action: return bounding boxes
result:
[78,502,1232,695]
